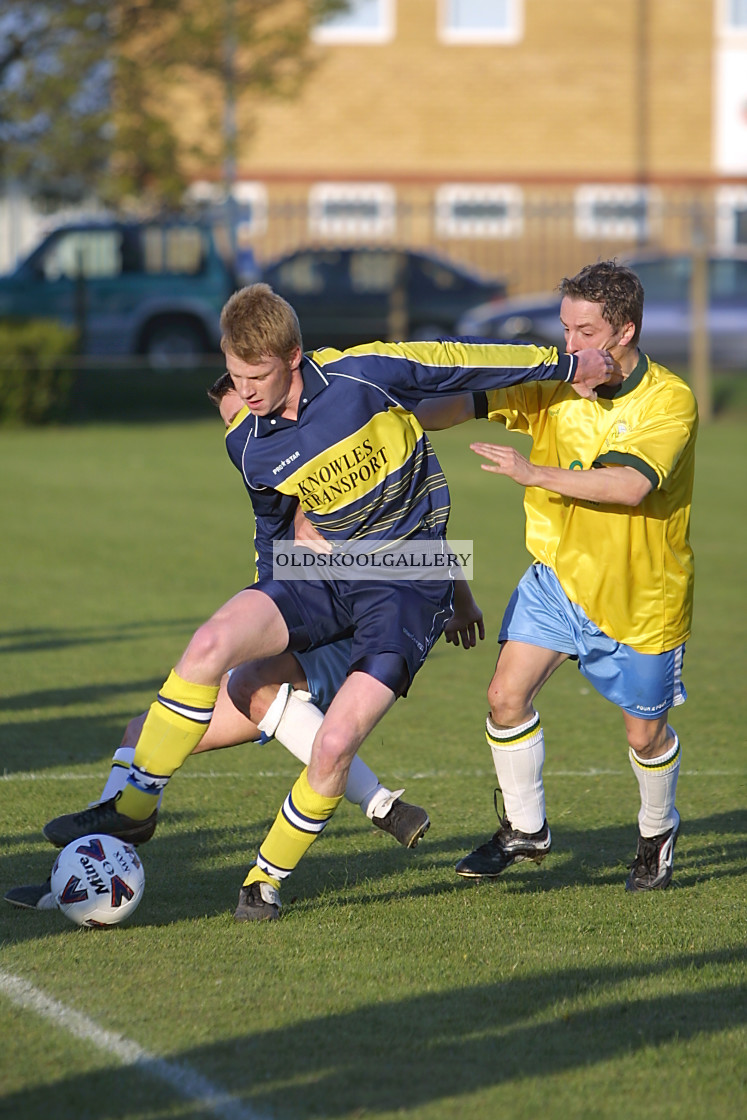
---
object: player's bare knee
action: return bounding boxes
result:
[245,682,280,725]
[181,621,232,679]
[312,724,357,777]
[226,664,268,722]
[626,722,670,759]
[487,678,532,728]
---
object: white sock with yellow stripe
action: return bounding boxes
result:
[486,712,546,834]
[629,730,681,837]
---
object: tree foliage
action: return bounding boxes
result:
[0,0,349,209]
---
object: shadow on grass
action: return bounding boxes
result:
[0,678,165,715]
[2,945,745,1120]
[2,810,745,948]
[0,711,155,773]
[0,617,203,658]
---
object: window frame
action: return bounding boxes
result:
[574,184,659,242]
[312,0,395,45]
[438,0,523,45]
[187,180,267,238]
[434,184,523,239]
[308,182,397,240]
[718,0,747,35]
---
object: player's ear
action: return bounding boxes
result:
[620,321,636,347]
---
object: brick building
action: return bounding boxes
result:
[187,0,747,293]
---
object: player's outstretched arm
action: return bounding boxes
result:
[470,442,653,506]
[415,394,476,431]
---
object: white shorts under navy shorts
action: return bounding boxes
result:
[294,640,352,712]
[499,563,687,720]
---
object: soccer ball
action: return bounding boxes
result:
[50,833,145,928]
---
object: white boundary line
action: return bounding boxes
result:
[1,767,744,782]
[0,970,266,1120]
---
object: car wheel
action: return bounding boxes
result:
[141,317,209,369]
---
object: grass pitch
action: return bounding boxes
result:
[0,408,745,1120]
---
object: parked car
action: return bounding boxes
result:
[260,247,506,351]
[456,250,747,370]
[0,218,238,365]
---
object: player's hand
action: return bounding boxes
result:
[571,348,622,400]
[444,583,485,649]
[444,608,485,649]
[293,505,332,554]
[470,442,536,486]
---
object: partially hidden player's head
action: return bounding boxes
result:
[207,371,244,427]
[220,283,304,417]
[558,260,644,360]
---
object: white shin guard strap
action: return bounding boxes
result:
[257,682,293,738]
[271,689,322,763]
[366,787,405,821]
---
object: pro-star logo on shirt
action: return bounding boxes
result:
[271,451,301,476]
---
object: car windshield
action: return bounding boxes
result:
[710,259,747,298]
[629,258,690,301]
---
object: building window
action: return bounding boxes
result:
[231,182,268,238]
[574,185,656,241]
[439,0,523,44]
[435,184,523,238]
[308,183,396,239]
[313,0,394,44]
[724,0,747,31]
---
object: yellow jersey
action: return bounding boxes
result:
[485,353,697,653]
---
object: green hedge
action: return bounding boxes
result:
[0,320,77,425]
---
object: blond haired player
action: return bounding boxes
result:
[5,380,435,910]
[31,283,615,921]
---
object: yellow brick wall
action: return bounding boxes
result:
[218,0,714,182]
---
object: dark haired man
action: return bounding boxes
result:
[424,260,697,892]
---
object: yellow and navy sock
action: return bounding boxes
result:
[118,669,218,819]
[244,768,343,890]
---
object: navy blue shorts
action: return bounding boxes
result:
[255,576,453,697]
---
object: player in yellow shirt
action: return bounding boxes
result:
[425,260,697,891]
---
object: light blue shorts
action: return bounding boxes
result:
[294,639,352,712]
[499,564,687,720]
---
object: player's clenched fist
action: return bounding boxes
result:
[571,348,621,399]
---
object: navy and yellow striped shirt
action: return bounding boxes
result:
[224,338,577,580]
